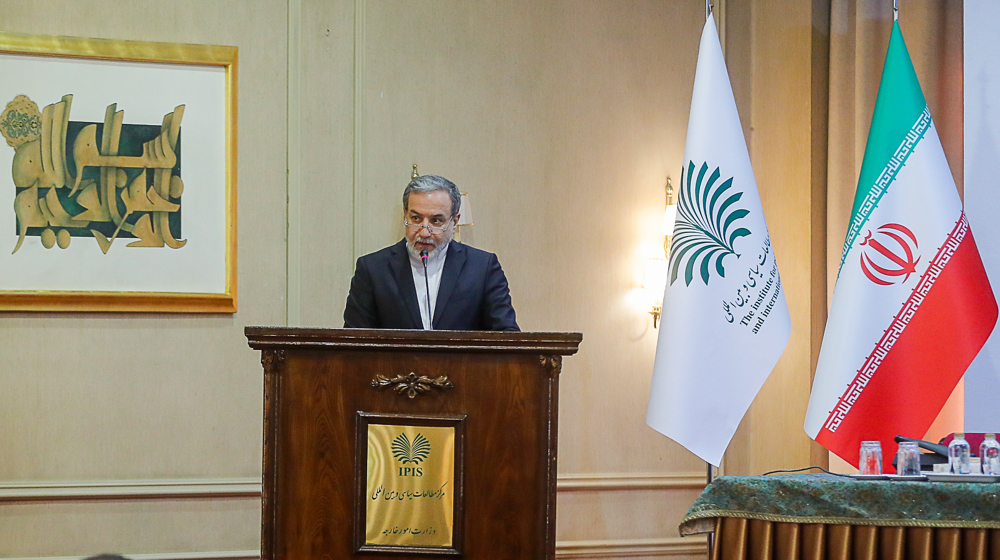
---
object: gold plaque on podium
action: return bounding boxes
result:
[355,413,465,554]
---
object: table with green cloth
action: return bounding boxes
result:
[680,474,1000,560]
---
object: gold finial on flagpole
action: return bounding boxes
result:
[411,164,419,179]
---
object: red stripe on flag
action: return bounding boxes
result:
[816,229,997,469]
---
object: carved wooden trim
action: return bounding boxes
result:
[246,327,582,354]
[539,355,562,377]
[371,372,454,398]
[260,349,285,560]
[539,351,564,556]
[261,349,285,375]
[544,359,561,558]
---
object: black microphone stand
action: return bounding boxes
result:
[420,250,432,330]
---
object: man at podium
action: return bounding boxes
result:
[343,174,519,331]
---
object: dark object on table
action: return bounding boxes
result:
[891,435,948,471]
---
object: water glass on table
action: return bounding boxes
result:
[859,440,882,475]
[895,441,921,475]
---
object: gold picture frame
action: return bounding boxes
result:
[0,32,237,313]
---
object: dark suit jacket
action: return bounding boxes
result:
[343,239,519,331]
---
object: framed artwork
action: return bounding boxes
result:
[0,32,237,312]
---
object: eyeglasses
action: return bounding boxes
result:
[404,218,453,236]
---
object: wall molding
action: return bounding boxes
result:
[557,472,706,491]
[2,552,259,560]
[0,476,704,558]
[0,472,704,502]
[0,478,261,502]
[556,537,707,559]
[0,539,708,560]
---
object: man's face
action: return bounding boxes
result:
[404,190,460,256]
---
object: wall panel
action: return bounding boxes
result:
[723,0,830,477]
[294,0,357,327]
[0,0,287,556]
[0,498,259,558]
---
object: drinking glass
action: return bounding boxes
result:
[859,440,883,475]
[895,441,921,475]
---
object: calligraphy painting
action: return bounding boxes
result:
[0,33,236,312]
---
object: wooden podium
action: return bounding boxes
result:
[245,328,582,559]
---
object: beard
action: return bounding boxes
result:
[406,229,453,260]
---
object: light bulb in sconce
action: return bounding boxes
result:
[643,176,677,328]
[643,257,668,328]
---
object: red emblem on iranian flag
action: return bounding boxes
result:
[859,224,920,285]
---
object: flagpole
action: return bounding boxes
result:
[893,0,898,21]
[706,462,715,560]
[706,0,712,19]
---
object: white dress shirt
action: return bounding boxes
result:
[409,242,449,329]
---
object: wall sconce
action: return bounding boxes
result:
[644,257,668,327]
[456,193,473,241]
[411,164,473,241]
[645,177,678,328]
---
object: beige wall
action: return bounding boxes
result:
[0,1,828,559]
[0,1,285,558]
[722,0,831,476]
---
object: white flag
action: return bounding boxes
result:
[646,16,791,466]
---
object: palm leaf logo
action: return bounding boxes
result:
[391,432,431,465]
[669,161,751,286]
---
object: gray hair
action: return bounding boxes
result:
[403,175,461,217]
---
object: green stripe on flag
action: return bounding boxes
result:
[840,107,930,271]
[839,22,928,273]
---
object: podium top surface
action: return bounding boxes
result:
[245,327,582,354]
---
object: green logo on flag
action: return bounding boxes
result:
[392,432,431,465]
[669,161,750,286]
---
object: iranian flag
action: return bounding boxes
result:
[647,15,791,467]
[804,20,998,468]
